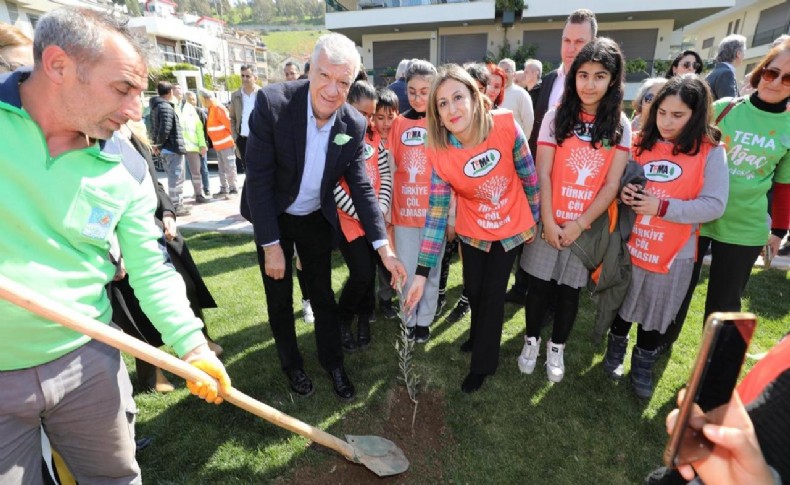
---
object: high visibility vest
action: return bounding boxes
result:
[627,140,711,273]
[390,115,431,227]
[206,104,234,151]
[428,111,535,240]
[548,112,622,225]
[337,130,383,242]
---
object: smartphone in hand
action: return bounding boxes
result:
[663,312,757,468]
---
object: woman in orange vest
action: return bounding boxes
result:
[199,89,238,199]
[404,64,540,393]
[333,81,393,352]
[604,75,728,398]
[389,60,439,344]
[518,38,631,384]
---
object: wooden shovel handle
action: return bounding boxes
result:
[0,274,357,462]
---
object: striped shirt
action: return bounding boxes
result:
[416,122,540,275]
[334,139,393,218]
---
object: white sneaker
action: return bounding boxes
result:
[302,299,315,324]
[517,336,541,374]
[546,340,565,383]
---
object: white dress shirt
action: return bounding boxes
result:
[240,88,257,137]
[548,67,567,112]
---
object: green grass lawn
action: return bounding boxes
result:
[129,231,789,483]
[260,30,328,60]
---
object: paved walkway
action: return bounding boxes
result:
[158,171,790,271]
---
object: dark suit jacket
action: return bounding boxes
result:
[705,63,738,101]
[240,80,387,247]
[528,70,560,156]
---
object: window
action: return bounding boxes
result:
[701,37,714,49]
[753,2,790,47]
[27,14,39,29]
[734,19,740,35]
[6,2,19,22]
[727,21,732,36]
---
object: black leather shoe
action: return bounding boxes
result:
[286,369,315,397]
[328,367,355,401]
[340,323,358,353]
[461,372,487,394]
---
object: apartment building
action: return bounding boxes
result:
[678,0,789,79]
[225,31,269,82]
[1,0,118,37]
[326,0,735,98]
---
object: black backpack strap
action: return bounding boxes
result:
[715,97,745,125]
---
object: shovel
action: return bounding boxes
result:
[0,274,409,477]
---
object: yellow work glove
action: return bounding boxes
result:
[182,344,231,405]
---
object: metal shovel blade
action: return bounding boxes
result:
[345,435,410,477]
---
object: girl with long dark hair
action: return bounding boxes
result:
[517,38,631,383]
[605,75,728,399]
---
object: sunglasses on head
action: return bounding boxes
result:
[680,61,701,70]
[760,67,790,87]
[643,92,655,103]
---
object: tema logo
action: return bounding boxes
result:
[363,143,375,160]
[464,149,501,178]
[401,127,427,146]
[644,160,682,182]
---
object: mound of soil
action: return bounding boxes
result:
[274,386,452,484]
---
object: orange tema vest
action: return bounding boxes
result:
[549,113,620,225]
[391,115,431,227]
[337,131,382,242]
[627,141,711,273]
[429,112,535,240]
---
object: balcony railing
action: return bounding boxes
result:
[752,25,790,48]
[327,0,473,13]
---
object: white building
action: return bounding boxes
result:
[1,0,120,37]
[675,0,789,80]
[129,0,229,80]
[326,0,736,99]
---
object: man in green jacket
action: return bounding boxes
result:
[181,90,210,203]
[0,8,230,484]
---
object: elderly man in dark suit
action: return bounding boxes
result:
[241,33,406,401]
[705,34,746,100]
[505,8,597,304]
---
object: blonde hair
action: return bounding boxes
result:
[426,64,492,150]
[0,22,32,49]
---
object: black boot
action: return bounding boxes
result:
[340,320,357,353]
[602,333,628,380]
[630,346,660,399]
[357,314,371,349]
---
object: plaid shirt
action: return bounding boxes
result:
[416,122,540,275]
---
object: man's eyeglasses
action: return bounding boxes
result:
[760,67,790,87]
[643,92,655,103]
[680,61,701,70]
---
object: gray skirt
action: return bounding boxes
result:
[520,234,590,289]
[618,257,695,333]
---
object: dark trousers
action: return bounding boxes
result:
[338,235,377,322]
[665,236,762,346]
[511,249,530,294]
[525,275,581,344]
[610,315,662,351]
[462,241,519,375]
[255,211,342,373]
[235,135,247,174]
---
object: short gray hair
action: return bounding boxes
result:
[498,58,516,72]
[632,77,667,114]
[311,33,360,79]
[524,58,542,75]
[34,7,145,79]
[716,34,746,63]
[395,58,410,79]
